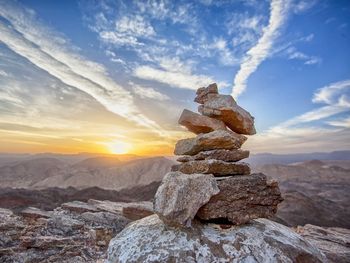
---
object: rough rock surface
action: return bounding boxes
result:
[172,160,251,176]
[153,172,219,227]
[197,173,283,225]
[174,130,247,156]
[106,215,326,263]
[20,207,52,219]
[178,109,226,134]
[297,224,350,263]
[194,83,218,104]
[177,149,250,162]
[198,94,256,135]
[122,201,153,220]
[0,201,132,262]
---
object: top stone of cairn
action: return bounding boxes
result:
[196,83,256,135]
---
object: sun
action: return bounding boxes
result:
[107,141,132,154]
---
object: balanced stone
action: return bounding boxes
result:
[174,130,247,156]
[197,173,283,225]
[153,171,219,227]
[194,83,218,104]
[178,109,226,134]
[177,149,249,162]
[198,94,256,135]
[172,160,250,176]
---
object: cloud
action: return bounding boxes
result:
[98,14,156,47]
[227,13,266,48]
[130,83,170,101]
[0,69,9,77]
[292,0,318,14]
[248,79,350,153]
[312,80,350,104]
[0,3,166,136]
[286,47,321,65]
[231,0,291,98]
[327,117,350,128]
[117,15,155,37]
[133,65,227,90]
[246,126,350,153]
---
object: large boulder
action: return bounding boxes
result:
[153,172,219,227]
[172,160,251,176]
[177,149,250,162]
[106,215,326,263]
[297,224,350,263]
[178,109,226,134]
[198,94,256,135]
[197,173,283,225]
[174,130,247,156]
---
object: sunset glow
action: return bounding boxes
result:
[107,141,132,155]
[0,1,349,155]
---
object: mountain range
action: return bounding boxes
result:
[0,151,349,228]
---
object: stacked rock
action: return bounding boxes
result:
[154,83,283,227]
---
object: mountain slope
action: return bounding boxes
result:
[255,160,350,228]
[0,156,174,190]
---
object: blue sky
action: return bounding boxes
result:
[0,0,349,154]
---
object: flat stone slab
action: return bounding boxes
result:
[172,160,251,176]
[122,202,154,220]
[177,149,249,162]
[178,109,226,134]
[174,130,247,156]
[153,171,219,227]
[61,201,98,213]
[20,207,52,219]
[197,173,283,225]
[198,94,256,135]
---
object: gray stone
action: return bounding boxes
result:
[197,173,283,225]
[198,94,256,135]
[174,130,247,156]
[177,149,250,162]
[172,160,251,176]
[153,171,219,227]
[297,224,350,263]
[106,215,326,263]
[178,109,226,134]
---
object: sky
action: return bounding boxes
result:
[0,0,349,155]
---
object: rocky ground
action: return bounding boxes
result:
[1,201,349,263]
[0,200,152,262]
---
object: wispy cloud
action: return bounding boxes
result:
[292,0,318,14]
[232,0,291,98]
[0,69,9,77]
[130,82,170,101]
[133,65,227,90]
[247,79,350,153]
[286,46,321,65]
[0,2,166,136]
[312,80,350,104]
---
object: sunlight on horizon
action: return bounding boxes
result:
[107,141,132,155]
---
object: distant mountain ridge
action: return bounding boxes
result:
[255,159,350,228]
[0,156,174,190]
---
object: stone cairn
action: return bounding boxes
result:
[154,83,283,227]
